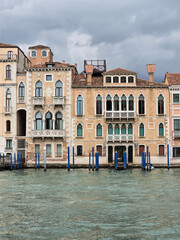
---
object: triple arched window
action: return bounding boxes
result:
[77,95,83,115]
[108,124,133,135]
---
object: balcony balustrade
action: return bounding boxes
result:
[173,131,180,139]
[32,97,45,107]
[18,97,25,104]
[107,134,134,142]
[4,107,12,115]
[105,111,135,119]
[0,54,18,61]
[32,129,64,138]
[52,96,65,107]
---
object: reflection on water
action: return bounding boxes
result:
[0,169,180,239]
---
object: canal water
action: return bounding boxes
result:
[0,169,179,240]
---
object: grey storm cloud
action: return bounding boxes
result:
[1,0,180,81]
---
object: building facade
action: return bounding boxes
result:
[0,43,179,165]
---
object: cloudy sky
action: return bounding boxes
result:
[1,0,180,81]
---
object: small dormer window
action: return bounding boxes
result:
[42,50,47,57]
[121,76,126,83]
[128,76,134,83]
[47,64,53,68]
[113,76,119,83]
[31,50,36,57]
[105,76,111,83]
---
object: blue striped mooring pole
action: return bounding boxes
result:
[73,147,75,169]
[35,153,37,170]
[20,154,23,169]
[95,152,99,171]
[89,153,91,170]
[38,153,40,169]
[17,154,19,168]
[10,154,12,170]
[115,151,118,170]
[124,152,127,169]
[92,147,94,171]
[14,153,16,169]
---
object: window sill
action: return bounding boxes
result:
[138,114,145,116]
[76,114,84,117]
[76,136,83,139]
[5,131,11,134]
[159,136,164,138]
[56,155,62,157]
[157,114,165,116]
[5,78,12,80]
[96,136,103,139]
[139,136,145,138]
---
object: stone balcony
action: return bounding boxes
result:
[32,97,45,108]
[52,96,65,107]
[32,129,64,139]
[173,131,180,139]
[107,134,134,142]
[4,107,12,115]
[105,111,136,119]
[0,54,18,62]
[18,97,25,104]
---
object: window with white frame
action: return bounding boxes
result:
[121,76,126,83]
[31,50,36,57]
[128,76,134,83]
[96,123,102,137]
[173,93,179,103]
[159,145,164,156]
[6,139,12,149]
[105,76,111,83]
[35,112,43,130]
[57,144,62,156]
[77,123,83,137]
[96,95,102,114]
[42,50,47,57]
[6,120,11,132]
[174,119,180,132]
[139,123,144,137]
[46,75,52,81]
[77,95,83,115]
[35,80,43,97]
[46,144,51,155]
[158,94,164,115]
[113,76,119,83]
[6,65,11,79]
[19,82,25,97]
[138,94,145,114]
[159,123,164,136]
[55,80,63,97]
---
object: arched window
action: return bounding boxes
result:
[6,89,11,110]
[35,112,43,130]
[105,76,111,83]
[139,123,144,137]
[77,95,83,115]
[77,123,83,136]
[55,112,63,130]
[113,76,119,83]
[42,50,47,57]
[121,124,126,134]
[159,123,164,136]
[45,111,53,129]
[114,94,119,111]
[108,124,113,135]
[106,94,112,111]
[6,120,11,132]
[96,123,102,136]
[19,82,25,97]
[96,95,102,114]
[128,76,134,83]
[55,80,63,97]
[35,80,43,97]
[138,94,145,114]
[128,94,134,111]
[128,124,133,134]
[158,94,164,115]
[121,76,126,83]
[121,94,127,111]
[6,65,11,79]
[31,50,36,57]
[115,124,120,135]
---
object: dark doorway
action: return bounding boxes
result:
[108,146,113,163]
[17,110,26,136]
[115,146,126,162]
[128,146,133,163]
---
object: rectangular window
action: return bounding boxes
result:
[77,145,83,156]
[173,147,180,157]
[159,145,164,156]
[57,144,62,156]
[139,145,145,156]
[8,51,13,59]
[174,119,180,131]
[46,75,52,81]
[173,94,179,103]
[46,144,51,155]
[6,139,12,149]
[35,144,40,154]
[96,145,102,156]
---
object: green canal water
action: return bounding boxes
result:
[0,169,180,240]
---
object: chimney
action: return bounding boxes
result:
[85,65,93,85]
[62,60,65,63]
[147,64,155,85]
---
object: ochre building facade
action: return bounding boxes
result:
[0,43,179,165]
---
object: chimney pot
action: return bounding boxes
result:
[147,64,155,85]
